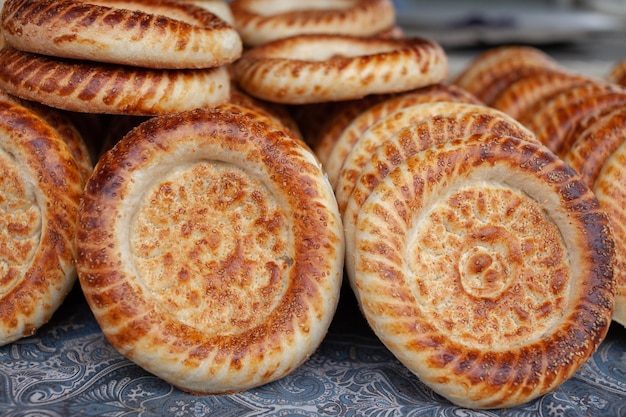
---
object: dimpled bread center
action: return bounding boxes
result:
[130,161,291,335]
[407,182,569,350]
[0,150,41,296]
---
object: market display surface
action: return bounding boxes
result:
[0,0,625,414]
[0,288,625,416]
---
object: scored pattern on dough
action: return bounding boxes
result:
[353,134,614,409]
[76,104,344,394]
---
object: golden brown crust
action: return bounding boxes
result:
[311,95,390,165]
[334,101,500,213]
[0,92,93,181]
[229,85,303,143]
[172,0,234,25]
[353,134,614,408]
[324,84,480,188]
[519,83,626,155]
[0,47,231,116]
[233,34,448,104]
[593,143,626,327]
[75,104,344,394]
[1,0,242,69]
[490,69,595,120]
[0,99,83,346]
[564,107,626,186]
[563,107,626,327]
[453,46,560,101]
[231,0,396,47]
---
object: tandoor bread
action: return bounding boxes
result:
[0,97,84,346]
[75,104,344,394]
[0,0,240,116]
[563,107,626,327]
[352,134,615,409]
[593,142,626,327]
[0,47,231,116]
[1,0,242,69]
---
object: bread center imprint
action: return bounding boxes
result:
[458,242,512,299]
[407,183,569,349]
[130,161,291,335]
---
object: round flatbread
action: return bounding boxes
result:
[0,98,83,346]
[0,47,231,116]
[353,134,615,408]
[342,103,538,286]
[1,0,242,69]
[234,34,447,104]
[75,104,344,394]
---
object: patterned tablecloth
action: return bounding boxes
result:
[1,284,625,417]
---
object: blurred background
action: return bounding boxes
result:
[393,0,626,77]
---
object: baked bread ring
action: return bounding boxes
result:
[230,0,396,47]
[75,104,344,394]
[233,34,448,104]
[453,46,560,101]
[490,69,594,120]
[342,104,539,285]
[0,98,84,346]
[1,0,242,70]
[518,83,626,155]
[323,84,480,188]
[563,107,626,327]
[592,142,626,327]
[353,134,615,408]
[0,47,231,116]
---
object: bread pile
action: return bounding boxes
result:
[227,3,618,410]
[291,51,614,408]
[0,0,242,115]
[0,0,344,396]
[0,0,621,411]
[0,93,85,346]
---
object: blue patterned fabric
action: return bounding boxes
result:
[1,287,625,417]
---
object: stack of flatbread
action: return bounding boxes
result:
[0,0,623,410]
[0,0,347,397]
[0,0,241,116]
